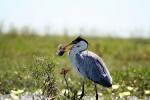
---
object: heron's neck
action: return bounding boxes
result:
[69,50,84,74]
[69,49,78,58]
[69,49,84,57]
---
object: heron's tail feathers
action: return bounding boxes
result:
[93,77,112,88]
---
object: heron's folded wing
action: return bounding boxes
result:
[76,52,112,87]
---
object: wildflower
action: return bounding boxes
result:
[11,89,24,95]
[34,89,42,95]
[24,75,30,80]
[98,92,103,96]
[119,92,130,97]
[123,91,130,95]
[10,93,19,100]
[119,91,130,98]
[68,78,71,82]
[145,90,150,94]
[60,89,69,96]
[127,86,133,91]
[14,71,18,75]
[60,68,70,76]
[90,96,96,100]
[77,91,82,95]
[10,89,23,100]
[112,84,120,90]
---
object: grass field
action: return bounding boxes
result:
[0,32,150,99]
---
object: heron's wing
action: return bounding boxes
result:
[76,51,112,87]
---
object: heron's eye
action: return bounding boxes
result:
[77,45,80,47]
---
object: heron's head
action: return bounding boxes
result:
[57,36,88,56]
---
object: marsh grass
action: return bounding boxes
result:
[0,33,150,99]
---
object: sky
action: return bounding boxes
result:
[0,0,150,37]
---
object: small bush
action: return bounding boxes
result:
[30,56,58,97]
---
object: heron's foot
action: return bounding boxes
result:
[96,93,98,100]
[78,93,84,100]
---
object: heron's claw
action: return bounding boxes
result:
[78,93,84,100]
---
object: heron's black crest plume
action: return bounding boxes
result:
[71,36,88,45]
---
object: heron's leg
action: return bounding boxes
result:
[94,83,98,100]
[79,79,84,99]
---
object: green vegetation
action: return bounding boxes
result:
[0,31,150,99]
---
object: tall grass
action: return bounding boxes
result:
[0,29,150,99]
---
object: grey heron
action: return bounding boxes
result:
[57,36,112,100]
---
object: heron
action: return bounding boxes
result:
[57,36,112,100]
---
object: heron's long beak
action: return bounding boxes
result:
[57,43,74,56]
[63,44,74,52]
